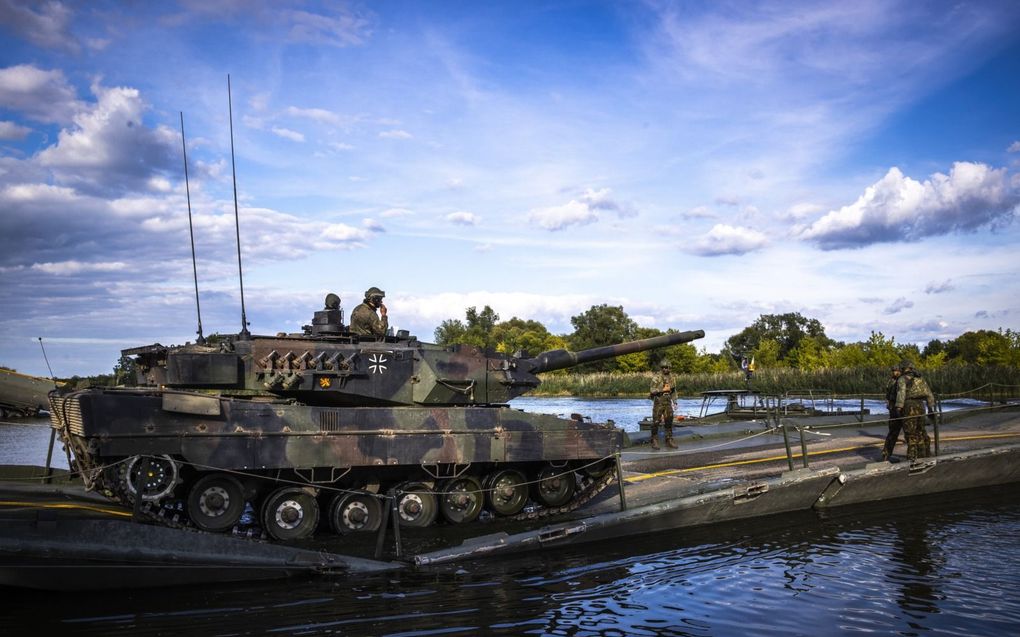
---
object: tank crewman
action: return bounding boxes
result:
[350,287,389,338]
[649,361,678,450]
[894,359,936,460]
[881,364,903,461]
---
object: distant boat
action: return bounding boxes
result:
[639,388,870,429]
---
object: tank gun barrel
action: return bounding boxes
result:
[523,330,705,374]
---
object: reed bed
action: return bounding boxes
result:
[534,365,1020,399]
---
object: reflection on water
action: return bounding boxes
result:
[3,488,1019,636]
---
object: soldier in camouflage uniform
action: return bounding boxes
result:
[894,359,936,460]
[350,287,389,338]
[649,361,677,450]
[881,364,903,461]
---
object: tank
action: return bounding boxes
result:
[49,297,704,541]
[0,368,60,419]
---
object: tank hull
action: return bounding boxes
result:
[50,388,623,539]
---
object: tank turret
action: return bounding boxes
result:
[125,301,704,408]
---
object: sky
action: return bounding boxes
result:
[1,0,1019,377]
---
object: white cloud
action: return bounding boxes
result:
[0,120,31,140]
[681,205,716,220]
[30,260,128,275]
[0,0,79,52]
[1008,141,1020,153]
[446,211,478,226]
[528,188,635,231]
[0,64,82,123]
[797,162,1020,249]
[271,126,305,142]
[379,129,412,139]
[884,297,914,315]
[783,202,825,220]
[529,200,597,231]
[285,106,348,126]
[282,5,374,47]
[924,279,954,294]
[35,80,178,193]
[380,207,413,218]
[688,224,768,256]
[362,218,385,232]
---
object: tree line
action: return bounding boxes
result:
[435,305,1020,373]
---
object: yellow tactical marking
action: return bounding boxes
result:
[0,500,132,517]
[319,377,332,388]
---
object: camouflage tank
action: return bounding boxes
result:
[49,296,704,541]
[1,368,60,419]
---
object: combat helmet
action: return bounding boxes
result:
[898,359,914,371]
[364,286,385,300]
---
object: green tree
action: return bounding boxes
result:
[786,335,831,370]
[568,304,638,372]
[434,319,467,346]
[491,317,562,356]
[435,306,501,351]
[861,331,900,368]
[829,343,869,368]
[947,329,1016,366]
[724,312,831,363]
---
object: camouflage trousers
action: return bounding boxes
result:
[882,408,902,458]
[651,397,674,439]
[901,401,932,460]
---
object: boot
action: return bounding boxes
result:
[665,436,677,449]
[650,425,659,450]
[650,436,660,450]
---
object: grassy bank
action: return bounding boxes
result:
[534,365,1020,399]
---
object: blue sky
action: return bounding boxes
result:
[1,0,1019,376]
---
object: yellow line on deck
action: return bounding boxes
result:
[625,432,1020,483]
[0,500,131,517]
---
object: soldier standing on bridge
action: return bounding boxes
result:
[881,364,903,461]
[649,361,678,450]
[350,287,389,339]
[894,359,936,460]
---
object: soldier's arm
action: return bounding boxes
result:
[895,378,906,410]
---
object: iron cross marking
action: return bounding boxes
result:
[368,353,388,374]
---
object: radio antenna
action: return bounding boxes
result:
[180,112,205,344]
[37,337,58,388]
[227,74,250,339]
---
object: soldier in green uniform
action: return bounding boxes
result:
[649,361,677,450]
[881,364,903,461]
[894,359,936,460]
[350,287,389,338]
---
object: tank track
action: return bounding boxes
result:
[96,460,617,543]
[511,469,616,522]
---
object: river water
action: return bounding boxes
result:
[3,398,1019,635]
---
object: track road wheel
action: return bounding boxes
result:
[261,487,320,541]
[485,469,528,516]
[438,476,484,524]
[328,491,383,534]
[394,482,438,528]
[187,473,246,532]
[532,464,576,508]
[123,454,179,502]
